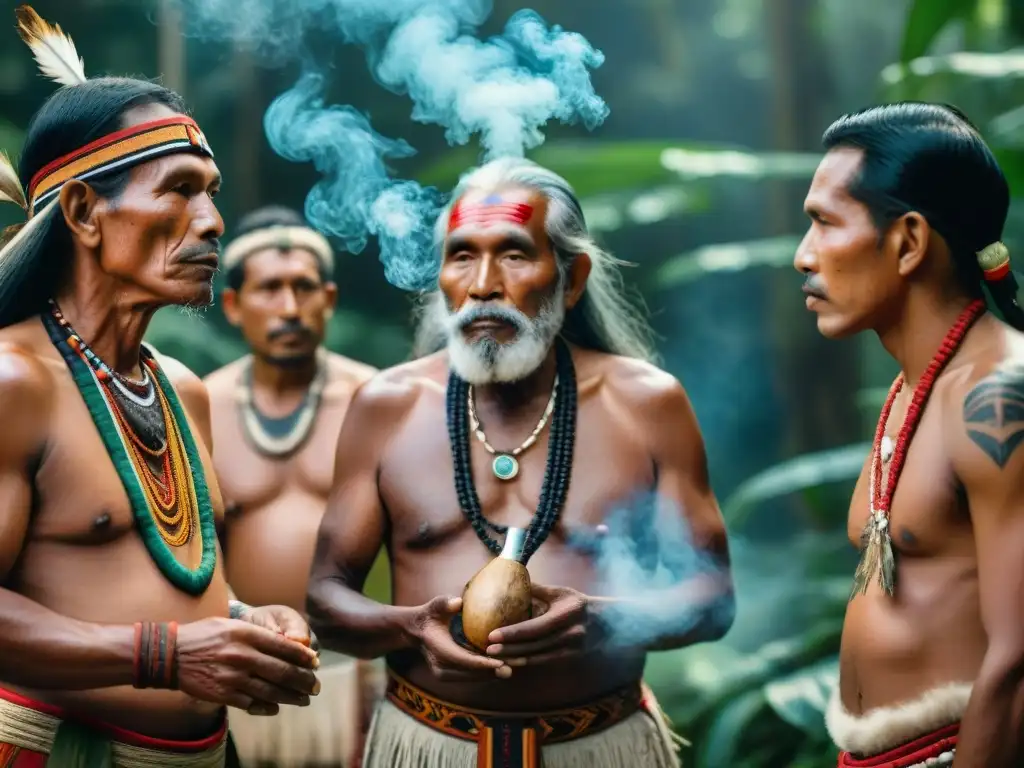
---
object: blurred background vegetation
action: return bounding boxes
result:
[2,0,1022,765]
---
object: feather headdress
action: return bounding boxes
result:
[0,6,88,261]
[15,5,87,87]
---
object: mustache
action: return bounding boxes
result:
[451,302,530,333]
[267,319,315,341]
[177,239,221,261]
[802,275,828,299]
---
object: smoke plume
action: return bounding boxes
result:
[172,0,610,291]
[582,492,735,650]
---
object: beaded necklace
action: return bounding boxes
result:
[445,338,577,562]
[43,300,217,595]
[850,298,986,599]
[236,350,327,458]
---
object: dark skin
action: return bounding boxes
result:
[209,247,374,610]
[206,247,377,764]
[307,185,734,712]
[796,146,1024,766]
[0,103,319,741]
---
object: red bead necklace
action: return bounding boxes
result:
[851,298,987,599]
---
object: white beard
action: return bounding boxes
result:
[443,291,565,385]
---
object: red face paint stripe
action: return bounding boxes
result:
[448,202,534,232]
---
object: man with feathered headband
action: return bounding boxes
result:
[797,103,1024,768]
[0,8,321,767]
[204,205,380,767]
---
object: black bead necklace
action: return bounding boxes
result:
[445,338,577,562]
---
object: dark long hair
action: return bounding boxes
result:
[822,102,1024,329]
[0,77,187,329]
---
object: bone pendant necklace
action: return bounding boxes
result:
[850,299,986,600]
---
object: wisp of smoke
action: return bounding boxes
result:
[585,492,734,650]
[171,0,610,291]
[264,72,440,290]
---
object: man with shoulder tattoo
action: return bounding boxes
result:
[797,101,1024,767]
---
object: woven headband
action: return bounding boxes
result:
[223,225,334,273]
[0,6,215,230]
[27,115,214,215]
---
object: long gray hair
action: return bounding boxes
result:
[412,157,657,363]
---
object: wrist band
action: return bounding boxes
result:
[132,621,179,690]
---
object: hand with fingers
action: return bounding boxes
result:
[239,604,321,653]
[484,584,603,667]
[175,617,322,716]
[409,596,514,681]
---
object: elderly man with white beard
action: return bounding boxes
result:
[304,156,735,768]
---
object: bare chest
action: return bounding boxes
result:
[379,395,656,556]
[212,399,342,512]
[847,412,968,557]
[30,377,224,545]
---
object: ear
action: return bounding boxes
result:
[221,287,242,326]
[58,180,102,250]
[322,281,338,319]
[892,211,931,278]
[563,253,592,310]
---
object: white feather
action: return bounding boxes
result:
[0,152,27,211]
[16,6,87,88]
[0,198,58,267]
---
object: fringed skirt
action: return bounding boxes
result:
[362,671,683,768]
[229,652,379,767]
[0,686,228,768]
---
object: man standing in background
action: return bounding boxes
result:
[205,206,380,767]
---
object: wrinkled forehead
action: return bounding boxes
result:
[446,186,547,241]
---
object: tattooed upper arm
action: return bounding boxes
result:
[961,362,1024,470]
[955,361,1024,657]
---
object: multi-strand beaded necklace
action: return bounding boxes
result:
[850,298,986,599]
[43,300,216,595]
[445,337,577,563]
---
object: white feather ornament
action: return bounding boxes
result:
[0,152,27,212]
[15,5,87,88]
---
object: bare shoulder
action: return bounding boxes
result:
[325,351,378,392]
[0,339,55,405]
[201,356,248,400]
[342,352,445,426]
[945,319,1024,476]
[578,349,703,456]
[326,351,378,380]
[581,348,690,412]
[0,338,57,460]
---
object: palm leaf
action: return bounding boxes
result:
[899,0,977,63]
[882,49,1024,87]
[697,689,770,768]
[656,235,803,288]
[414,141,821,199]
[723,443,870,529]
[763,656,839,736]
[582,184,712,233]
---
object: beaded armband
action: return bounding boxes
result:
[228,599,251,620]
[132,621,179,690]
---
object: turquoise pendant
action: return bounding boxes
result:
[492,454,519,481]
